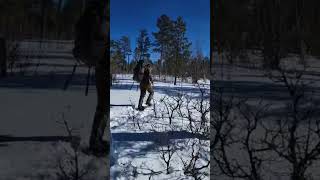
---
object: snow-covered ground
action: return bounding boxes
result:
[110,74,210,180]
[0,41,210,179]
[211,55,320,180]
[0,44,109,179]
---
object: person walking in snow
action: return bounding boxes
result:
[138,63,154,111]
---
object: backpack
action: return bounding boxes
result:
[133,60,144,82]
[73,11,106,67]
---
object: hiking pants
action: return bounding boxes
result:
[138,83,154,108]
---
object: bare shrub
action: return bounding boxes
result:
[55,109,97,180]
[179,139,210,180]
[262,66,320,180]
[159,141,176,175]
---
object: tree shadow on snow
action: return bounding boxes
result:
[0,134,76,143]
[111,82,210,99]
[214,80,320,102]
[111,131,209,168]
[0,72,96,91]
[112,130,208,143]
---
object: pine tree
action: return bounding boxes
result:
[171,16,191,85]
[111,39,126,73]
[153,15,191,85]
[153,15,173,78]
[119,36,131,72]
[134,29,151,62]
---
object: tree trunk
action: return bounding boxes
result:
[89,0,109,160]
[89,53,109,151]
[291,166,306,180]
[0,37,7,78]
[159,48,163,80]
[174,51,178,85]
[127,54,130,73]
[110,73,113,86]
[296,0,305,65]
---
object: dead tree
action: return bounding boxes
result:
[194,84,210,136]
[210,86,237,178]
[213,97,270,180]
[176,85,210,137]
[0,37,6,77]
[159,141,176,174]
[180,139,210,180]
[56,111,94,180]
[262,66,320,180]
[125,161,163,180]
[159,94,183,125]
[210,77,276,180]
[127,107,141,130]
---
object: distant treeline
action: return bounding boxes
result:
[0,0,83,40]
[111,15,210,85]
[213,0,320,68]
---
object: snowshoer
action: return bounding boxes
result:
[138,63,154,111]
[73,0,108,156]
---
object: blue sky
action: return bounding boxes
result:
[110,0,210,62]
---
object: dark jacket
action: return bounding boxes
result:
[140,67,153,89]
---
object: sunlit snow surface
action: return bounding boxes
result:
[110,74,210,180]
